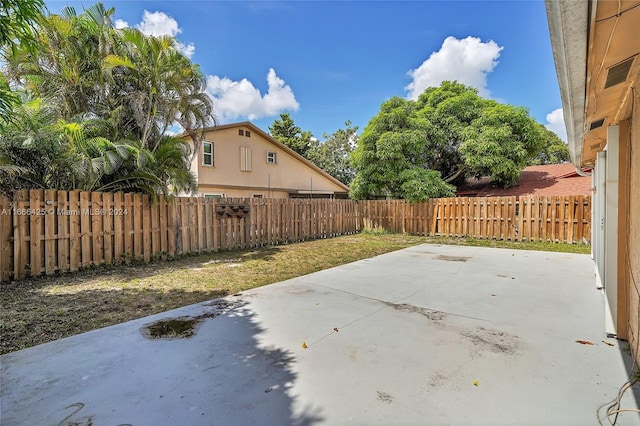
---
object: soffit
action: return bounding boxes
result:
[583,0,640,166]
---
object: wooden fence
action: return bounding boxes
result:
[360,195,591,244]
[0,191,591,282]
[0,190,360,282]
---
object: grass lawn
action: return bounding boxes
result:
[0,233,589,354]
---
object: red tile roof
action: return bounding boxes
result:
[457,164,592,197]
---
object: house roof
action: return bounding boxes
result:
[457,163,592,197]
[179,121,350,193]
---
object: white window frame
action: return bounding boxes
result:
[266,151,277,164]
[203,142,214,167]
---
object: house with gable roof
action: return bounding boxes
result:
[181,122,350,199]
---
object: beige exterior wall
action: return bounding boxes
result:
[626,86,640,363]
[188,124,348,199]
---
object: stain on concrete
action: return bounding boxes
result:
[386,302,447,322]
[376,391,394,403]
[429,372,447,388]
[387,303,520,357]
[285,287,314,295]
[462,327,520,355]
[436,255,471,262]
[348,347,358,362]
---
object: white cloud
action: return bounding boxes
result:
[207,68,300,121]
[114,19,129,29]
[135,10,181,37]
[178,42,196,59]
[115,10,195,58]
[405,36,503,100]
[545,108,567,142]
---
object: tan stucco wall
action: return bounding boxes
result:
[626,86,640,364]
[189,125,347,198]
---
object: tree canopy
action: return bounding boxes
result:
[268,113,313,157]
[528,126,570,165]
[306,121,358,186]
[350,81,548,201]
[0,2,214,196]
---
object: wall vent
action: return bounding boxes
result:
[589,118,605,130]
[604,56,635,89]
[590,142,602,150]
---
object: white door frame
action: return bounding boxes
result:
[594,151,606,290]
[604,125,620,337]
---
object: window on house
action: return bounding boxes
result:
[205,194,223,200]
[267,151,277,164]
[203,142,214,166]
[245,130,251,137]
[252,193,263,198]
[240,146,252,171]
[239,129,244,136]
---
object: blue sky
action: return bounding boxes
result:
[44,1,567,142]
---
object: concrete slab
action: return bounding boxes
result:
[1,244,638,425]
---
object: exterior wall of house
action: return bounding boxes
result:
[189,125,347,198]
[625,87,640,363]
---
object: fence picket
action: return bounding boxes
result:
[0,195,13,281]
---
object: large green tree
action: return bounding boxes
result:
[268,113,313,157]
[1,3,212,196]
[306,121,358,186]
[350,81,546,201]
[528,126,570,165]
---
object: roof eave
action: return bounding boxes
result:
[545,0,590,168]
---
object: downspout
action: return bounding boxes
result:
[575,166,592,177]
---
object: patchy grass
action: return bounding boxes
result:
[0,233,589,354]
[431,236,591,254]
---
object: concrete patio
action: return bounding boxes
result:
[1,244,638,425]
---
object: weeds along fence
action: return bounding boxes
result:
[0,190,591,282]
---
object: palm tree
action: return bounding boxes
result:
[2,2,214,196]
[103,27,214,155]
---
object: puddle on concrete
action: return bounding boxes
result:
[142,299,240,339]
[146,317,199,339]
[436,255,470,262]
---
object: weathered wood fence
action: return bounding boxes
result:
[360,195,591,244]
[0,190,591,282]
